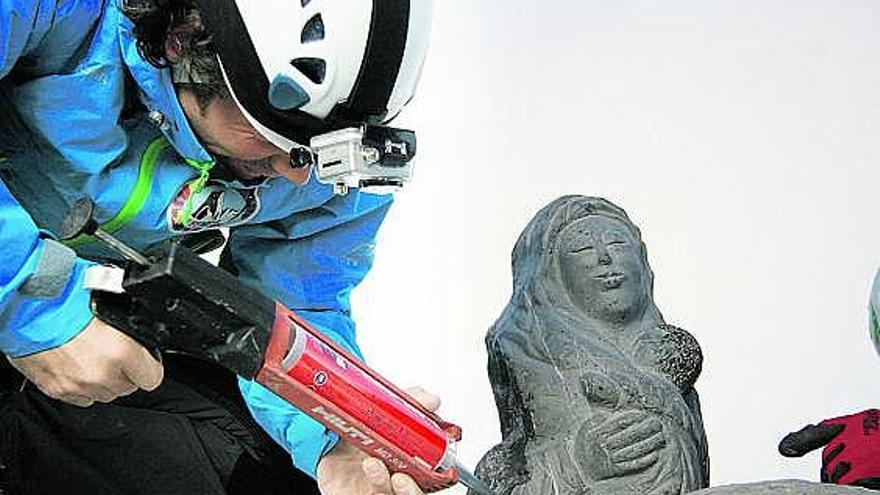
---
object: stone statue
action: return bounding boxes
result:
[472,196,709,495]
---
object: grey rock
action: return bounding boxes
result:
[472,196,709,495]
[691,480,874,494]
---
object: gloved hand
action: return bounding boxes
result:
[779,409,880,489]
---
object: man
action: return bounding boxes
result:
[0,0,435,493]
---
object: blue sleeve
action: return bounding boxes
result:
[0,0,103,357]
[227,191,393,478]
[1,0,104,81]
[0,0,53,79]
[0,179,95,357]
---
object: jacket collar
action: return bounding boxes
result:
[116,3,214,165]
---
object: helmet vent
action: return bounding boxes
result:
[292,58,327,84]
[301,0,311,6]
[301,14,325,43]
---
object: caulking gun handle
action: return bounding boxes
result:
[90,290,165,360]
[90,243,275,379]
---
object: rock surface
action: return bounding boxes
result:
[692,480,874,494]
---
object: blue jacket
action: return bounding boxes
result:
[0,0,393,478]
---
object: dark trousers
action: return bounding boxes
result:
[0,355,320,495]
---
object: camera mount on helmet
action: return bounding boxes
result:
[306,124,416,195]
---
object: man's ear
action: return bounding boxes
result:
[164,33,184,64]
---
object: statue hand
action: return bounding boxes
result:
[575,409,667,481]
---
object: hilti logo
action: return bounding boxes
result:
[311,406,375,446]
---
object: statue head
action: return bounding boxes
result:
[510,196,656,326]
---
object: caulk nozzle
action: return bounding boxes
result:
[456,463,498,495]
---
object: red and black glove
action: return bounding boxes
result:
[779,409,880,489]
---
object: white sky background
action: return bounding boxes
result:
[350,0,880,490]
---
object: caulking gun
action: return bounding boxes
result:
[59,198,496,495]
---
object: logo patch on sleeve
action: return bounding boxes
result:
[168,180,261,232]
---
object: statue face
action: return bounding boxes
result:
[556,216,648,323]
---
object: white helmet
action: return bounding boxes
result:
[193,0,433,152]
[870,269,880,356]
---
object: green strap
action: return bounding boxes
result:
[65,137,216,245]
[179,157,215,228]
[66,137,170,247]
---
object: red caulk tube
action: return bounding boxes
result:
[257,304,496,495]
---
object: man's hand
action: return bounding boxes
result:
[7,318,164,407]
[780,409,880,489]
[317,387,441,495]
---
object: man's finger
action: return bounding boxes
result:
[404,386,440,412]
[828,461,852,484]
[363,457,393,494]
[852,477,880,490]
[89,384,123,404]
[779,423,845,457]
[121,348,164,391]
[92,376,139,403]
[61,394,95,408]
[390,473,423,495]
[822,443,845,468]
